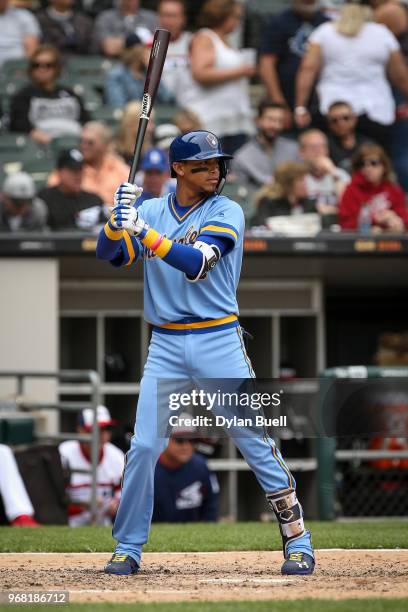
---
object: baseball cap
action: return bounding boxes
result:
[3,172,35,200]
[125,32,143,48]
[77,405,117,430]
[154,124,181,150]
[57,148,84,171]
[171,412,198,437]
[140,148,168,173]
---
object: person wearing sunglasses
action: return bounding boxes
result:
[339,143,408,231]
[152,415,219,523]
[326,100,372,173]
[9,44,89,145]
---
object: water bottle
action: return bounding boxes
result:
[358,205,372,234]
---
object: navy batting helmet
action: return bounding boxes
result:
[169,130,233,193]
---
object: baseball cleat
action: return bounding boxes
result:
[104,554,139,575]
[281,552,315,575]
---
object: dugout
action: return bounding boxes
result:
[1,231,408,520]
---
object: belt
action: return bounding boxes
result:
[153,314,239,335]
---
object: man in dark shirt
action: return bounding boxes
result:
[38,148,104,230]
[153,417,219,523]
[36,0,96,56]
[326,101,372,174]
[258,0,327,129]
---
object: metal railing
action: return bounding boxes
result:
[0,370,101,524]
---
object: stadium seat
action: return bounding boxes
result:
[154,103,179,125]
[64,55,117,91]
[222,180,255,220]
[70,80,104,112]
[91,106,123,129]
[22,158,56,190]
[49,135,81,156]
[1,58,29,82]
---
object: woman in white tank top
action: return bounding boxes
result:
[178,0,255,154]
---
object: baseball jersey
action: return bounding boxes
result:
[153,453,219,522]
[136,192,245,326]
[59,440,125,526]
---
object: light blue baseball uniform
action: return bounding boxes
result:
[102,191,313,565]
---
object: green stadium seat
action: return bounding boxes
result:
[70,80,104,112]
[222,180,255,221]
[1,58,29,82]
[90,105,123,129]
[49,135,81,156]
[22,158,56,190]
[154,103,178,125]
[64,55,117,90]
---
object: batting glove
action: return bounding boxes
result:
[110,204,149,236]
[114,182,143,207]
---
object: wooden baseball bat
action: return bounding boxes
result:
[128,28,171,184]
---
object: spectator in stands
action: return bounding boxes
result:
[115,101,154,165]
[94,0,157,58]
[74,0,113,19]
[180,0,255,155]
[9,44,89,145]
[0,0,40,67]
[104,33,174,108]
[0,444,39,526]
[49,121,129,204]
[299,129,350,207]
[36,0,95,56]
[326,101,372,174]
[153,415,219,522]
[370,0,408,50]
[339,143,408,232]
[172,108,202,134]
[294,0,408,153]
[258,0,327,131]
[250,161,316,228]
[231,101,299,191]
[59,406,125,526]
[38,148,105,230]
[370,0,408,192]
[158,0,191,97]
[136,147,173,206]
[0,172,47,231]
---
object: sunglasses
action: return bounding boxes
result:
[80,138,96,146]
[328,114,353,124]
[360,158,383,168]
[173,438,195,445]
[31,61,57,70]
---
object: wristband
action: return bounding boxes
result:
[104,220,124,240]
[141,228,172,258]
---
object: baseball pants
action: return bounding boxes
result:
[112,325,313,564]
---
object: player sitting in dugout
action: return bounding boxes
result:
[96,130,315,577]
[153,414,219,523]
[59,406,125,527]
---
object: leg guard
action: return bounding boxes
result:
[266,487,305,556]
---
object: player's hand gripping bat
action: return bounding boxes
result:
[128,28,171,184]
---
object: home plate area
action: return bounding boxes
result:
[1,551,407,603]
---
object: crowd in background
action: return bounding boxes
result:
[1,0,408,234]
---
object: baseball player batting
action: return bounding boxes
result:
[96,130,315,576]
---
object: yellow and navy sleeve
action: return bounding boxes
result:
[198,198,243,253]
[96,220,140,268]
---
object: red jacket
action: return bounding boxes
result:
[339,172,408,230]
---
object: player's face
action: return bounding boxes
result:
[178,159,220,194]
[166,437,195,464]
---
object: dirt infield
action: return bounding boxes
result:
[0,551,407,604]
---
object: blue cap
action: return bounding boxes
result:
[140,148,168,173]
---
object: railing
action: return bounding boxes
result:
[0,370,101,524]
